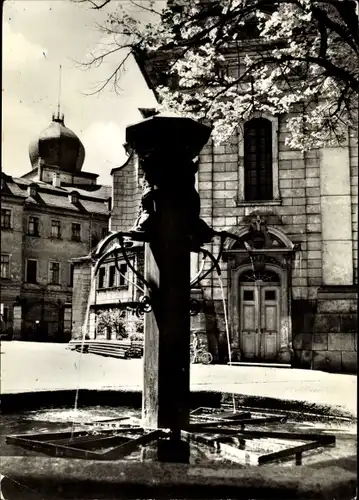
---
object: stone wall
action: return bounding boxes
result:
[22,210,95,289]
[292,287,357,373]
[0,199,24,337]
[40,166,97,186]
[1,196,108,340]
[110,154,143,233]
[71,258,93,339]
[194,115,357,371]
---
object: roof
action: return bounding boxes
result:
[1,173,111,216]
[133,48,160,99]
[110,153,133,175]
[29,115,85,173]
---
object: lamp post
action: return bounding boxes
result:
[126,115,212,462]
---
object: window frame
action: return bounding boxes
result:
[28,185,37,198]
[98,267,106,289]
[243,118,273,202]
[118,263,128,287]
[0,254,11,279]
[28,216,40,236]
[1,208,12,229]
[237,113,279,204]
[26,259,38,284]
[51,220,61,239]
[108,265,116,288]
[71,222,82,242]
[49,261,60,285]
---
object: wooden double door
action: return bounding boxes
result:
[239,281,280,361]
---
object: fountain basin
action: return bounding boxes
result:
[2,397,356,465]
[2,347,356,498]
[1,392,356,499]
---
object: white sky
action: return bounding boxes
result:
[2,0,162,186]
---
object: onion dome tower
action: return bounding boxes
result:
[29,112,85,173]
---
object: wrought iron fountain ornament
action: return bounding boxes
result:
[93,199,271,318]
[92,147,249,316]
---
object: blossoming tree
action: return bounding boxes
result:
[77,0,358,149]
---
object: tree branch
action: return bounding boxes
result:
[329,0,359,45]
[81,48,133,95]
[128,0,162,16]
[89,0,112,9]
[311,3,358,53]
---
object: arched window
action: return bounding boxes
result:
[244,118,273,201]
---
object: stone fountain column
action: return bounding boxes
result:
[126,116,212,461]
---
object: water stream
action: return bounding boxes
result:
[71,268,97,438]
[217,275,236,413]
[68,250,147,439]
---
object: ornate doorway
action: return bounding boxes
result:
[224,213,298,364]
[239,270,281,361]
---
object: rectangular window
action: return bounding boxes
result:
[71,223,81,241]
[243,290,254,301]
[119,264,127,287]
[265,290,276,301]
[26,259,37,283]
[102,227,108,239]
[69,264,74,287]
[2,305,9,322]
[51,220,61,238]
[49,262,60,284]
[1,254,10,278]
[28,216,39,236]
[109,265,116,288]
[244,118,273,201]
[98,267,106,289]
[1,209,11,229]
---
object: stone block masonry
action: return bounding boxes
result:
[110,155,142,233]
[71,258,93,339]
[293,287,358,373]
[191,117,357,372]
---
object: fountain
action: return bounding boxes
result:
[1,115,357,499]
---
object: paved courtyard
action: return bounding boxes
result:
[1,342,356,417]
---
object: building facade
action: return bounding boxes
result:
[192,121,357,372]
[70,152,145,341]
[0,113,111,341]
[69,2,357,372]
[72,105,357,373]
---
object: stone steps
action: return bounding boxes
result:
[228,362,291,368]
[68,340,143,359]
